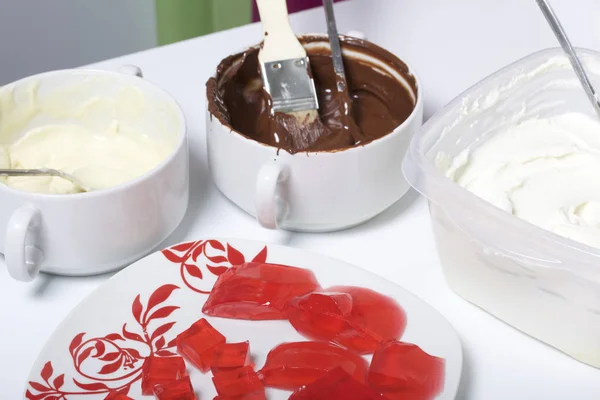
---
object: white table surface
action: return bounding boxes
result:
[3,0,600,398]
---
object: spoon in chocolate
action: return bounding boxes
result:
[322,0,365,143]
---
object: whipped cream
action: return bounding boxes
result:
[445,112,600,249]
[0,80,174,194]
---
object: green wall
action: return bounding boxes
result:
[155,0,252,45]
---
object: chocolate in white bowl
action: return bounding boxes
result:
[0,66,189,281]
[206,33,423,232]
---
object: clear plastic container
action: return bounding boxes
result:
[403,47,600,367]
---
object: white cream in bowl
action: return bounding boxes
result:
[0,67,188,282]
[445,112,600,249]
[0,80,175,194]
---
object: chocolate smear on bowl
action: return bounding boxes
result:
[206,36,417,154]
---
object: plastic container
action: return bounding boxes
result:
[403,47,600,367]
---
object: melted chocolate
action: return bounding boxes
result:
[207,36,417,153]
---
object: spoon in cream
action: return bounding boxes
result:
[0,168,93,192]
[0,145,94,192]
[536,0,600,117]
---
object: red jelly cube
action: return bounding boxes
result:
[286,292,353,340]
[287,286,406,354]
[212,365,255,380]
[176,318,226,372]
[212,366,265,399]
[214,393,266,400]
[202,262,320,320]
[368,340,445,400]
[141,356,187,395]
[293,291,354,315]
[257,341,368,391]
[289,367,385,400]
[153,375,197,400]
[212,365,265,397]
[212,341,251,368]
[211,356,256,380]
[104,392,133,400]
[212,366,248,380]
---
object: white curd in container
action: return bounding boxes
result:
[403,48,600,367]
[446,112,600,249]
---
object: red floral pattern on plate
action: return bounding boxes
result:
[26,240,268,399]
[161,240,267,294]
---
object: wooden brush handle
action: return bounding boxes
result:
[256,0,306,63]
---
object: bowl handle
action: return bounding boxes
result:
[118,65,144,78]
[255,162,289,229]
[5,206,44,282]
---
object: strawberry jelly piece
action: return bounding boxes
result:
[176,318,226,372]
[289,367,385,400]
[202,262,320,320]
[212,365,265,397]
[297,292,354,315]
[179,318,223,340]
[258,341,368,391]
[212,362,256,380]
[212,341,251,368]
[327,286,406,346]
[368,340,445,400]
[104,392,133,400]
[286,292,353,341]
[212,366,246,380]
[287,286,406,354]
[213,365,255,379]
[141,356,187,395]
[153,375,197,400]
[214,393,267,400]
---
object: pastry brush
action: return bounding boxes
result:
[256,0,324,148]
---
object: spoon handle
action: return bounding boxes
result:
[322,0,346,92]
[0,168,91,191]
[536,0,600,116]
[0,168,60,177]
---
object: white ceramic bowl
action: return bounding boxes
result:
[206,34,423,232]
[0,66,189,282]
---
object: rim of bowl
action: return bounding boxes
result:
[0,68,187,200]
[208,33,424,155]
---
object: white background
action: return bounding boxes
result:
[2,0,600,399]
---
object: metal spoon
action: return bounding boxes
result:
[536,0,600,117]
[322,0,366,143]
[322,0,347,92]
[0,168,93,192]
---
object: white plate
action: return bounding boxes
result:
[25,238,463,399]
